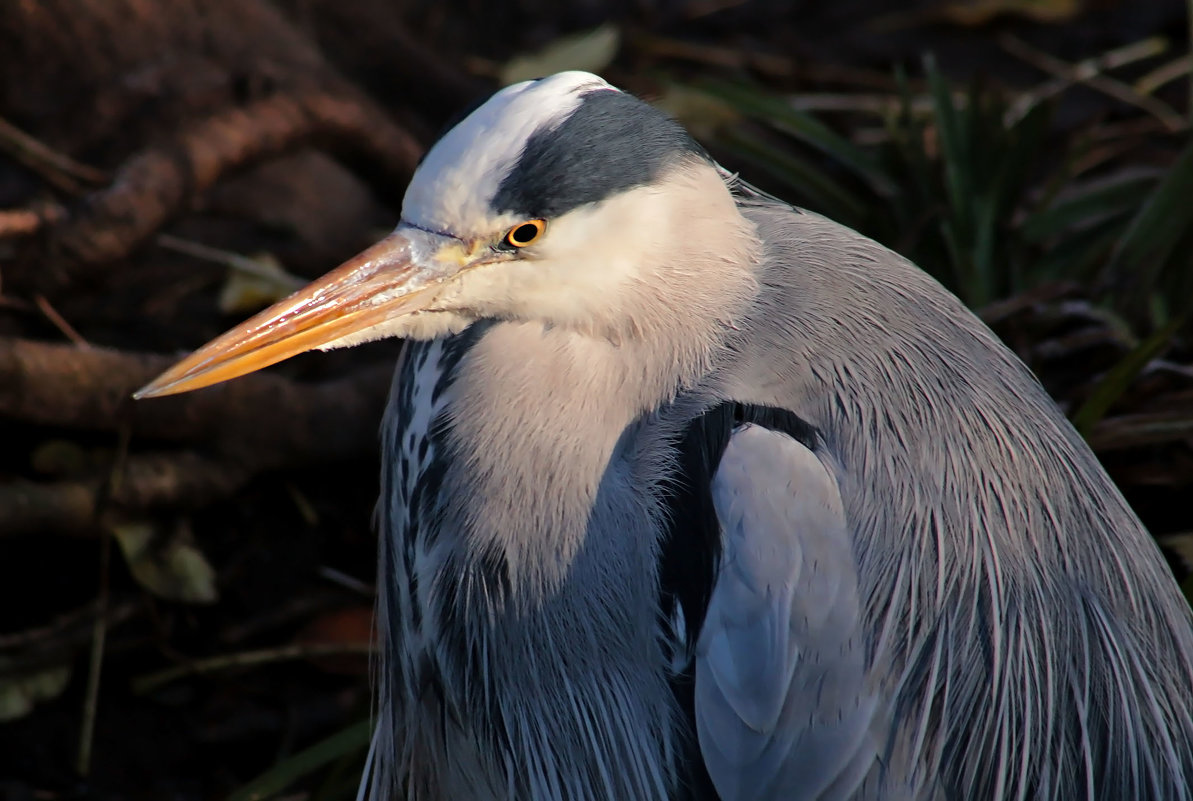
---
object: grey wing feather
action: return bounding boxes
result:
[696,423,879,801]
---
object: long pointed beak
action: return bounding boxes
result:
[135,230,459,398]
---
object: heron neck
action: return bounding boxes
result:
[443,296,751,597]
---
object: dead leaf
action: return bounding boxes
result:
[217,252,305,314]
[112,521,218,605]
[651,85,741,141]
[296,606,374,676]
[500,24,620,87]
[0,663,71,722]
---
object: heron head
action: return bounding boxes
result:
[136,71,751,398]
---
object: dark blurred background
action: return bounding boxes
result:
[1,1,1191,799]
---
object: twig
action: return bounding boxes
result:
[318,566,375,597]
[0,116,110,195]
[634,34,792,77]
[795,63,900,92]
[156,233,303,288]
[1,208,49,239]
[683,0,749,19]
[787,93,936,115]
[0,599,138,651]
[132,642,375,694]
[0,202,68,240]
[1087,412,1193,452]
[220,593,344,645]
[1135,54,1193,97]
[34,295,91,348]
[76,517,111,776]
[1082,116,1171,143]
[1000,35,1185,131]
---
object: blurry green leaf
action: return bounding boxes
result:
[1110,141,1193,295]
[500,24,620,86]
[218,253,305,315]
[113,522,218,605]
[228,719,372,801]
[1022,174,1158,241]
[718,127,870,226]
[988,100,1050,219]
[1072,318,1185,433]
[1031,217,1131,282]
[698,79,896,195]
[886,67,939,210]
[926,58,973,243]
[1160,227,1193,321]
[652,84,741,141]
[0,663,71,722]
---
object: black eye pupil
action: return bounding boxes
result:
[511,224,539,244]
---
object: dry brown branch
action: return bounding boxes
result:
[53,88,422,267]
[0,599,139,651]
[0,481,98,536]
[34,295,91,348]
[132,641,374,694]
[0,115,110,194]
[278,0,487,123]
[1088,412,1193,453]
[634,34,792,76]
[0,202,68,240]
[0,337,393,463]
[77,523,111,776]
[0,452,253,536]
[0,209,47,239]
[155,233,303,287]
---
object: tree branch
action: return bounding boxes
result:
[0,337,393,464]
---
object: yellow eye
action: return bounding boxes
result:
[505,219,546,248]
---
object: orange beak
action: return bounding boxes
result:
[135,229,464,398]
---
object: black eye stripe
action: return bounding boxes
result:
[492,89,709,220]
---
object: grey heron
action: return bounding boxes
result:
[137,71,1193,800]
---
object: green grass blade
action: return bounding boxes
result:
[1072,318,1186,434]
[1022,174,1159,242]
[228,720,372,801]
[1110,140,1193,292]
[925,56,973,244]
[697,79,896,194]
[886,66,938,209]
[718,126,871,225]
[1031,215,1132,282]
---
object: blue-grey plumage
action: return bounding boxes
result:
[135,72,1193,801]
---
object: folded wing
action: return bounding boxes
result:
[697,423,879,801]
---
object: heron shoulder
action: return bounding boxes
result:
[723,200,1193,800]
